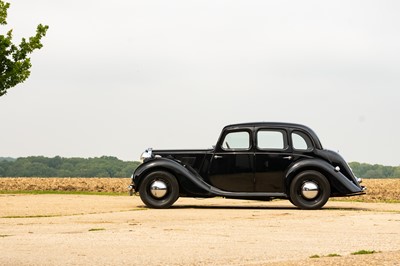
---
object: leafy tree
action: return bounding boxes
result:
[394,167,400,177]
[49,156,62,169]
[0,0,49,96]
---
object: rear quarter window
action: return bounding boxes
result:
[292,131,313,151]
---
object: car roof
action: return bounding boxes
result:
[222,122,323,149]
[224,122,310,130]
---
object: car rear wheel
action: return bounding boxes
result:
[289,170,330,210]
[139,171,179,209]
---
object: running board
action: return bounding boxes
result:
[210,187,287,198]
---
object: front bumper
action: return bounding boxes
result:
[128,174,136,196]
[128,184,135,196]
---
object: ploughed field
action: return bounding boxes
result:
[0,177,129,193]
[0,177,399,202]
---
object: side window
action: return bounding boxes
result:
[257,130,286,150]
[292,131,313,150]
[221,131,250,150]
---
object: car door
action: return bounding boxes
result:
[208,130,254,192]
[254,129,293,192]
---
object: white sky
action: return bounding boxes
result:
[1,0,399,165]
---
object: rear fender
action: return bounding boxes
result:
[285,159,363,195]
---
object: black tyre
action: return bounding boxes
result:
[289,170,330,210]
[139,171,179,209]
[288,197,297,207]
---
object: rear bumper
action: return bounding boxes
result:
[332,186,366,197]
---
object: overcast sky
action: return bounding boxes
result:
[1,0,399,165]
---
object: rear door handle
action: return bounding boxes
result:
[283,156,292,160]
[214,155,223,159]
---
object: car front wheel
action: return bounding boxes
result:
[139,171,179,209]
[289,170,330,210]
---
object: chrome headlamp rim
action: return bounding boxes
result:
[140,148,153,163]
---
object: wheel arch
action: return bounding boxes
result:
[135,165,178,190]
[133,158,212,195]
[285,159,362,196]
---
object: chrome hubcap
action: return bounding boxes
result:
[301,181,319,199]
[150,180,168,198]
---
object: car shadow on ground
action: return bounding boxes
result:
[166,204,369,211]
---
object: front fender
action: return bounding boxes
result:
[133,158,212,195]
[286,159,363,195]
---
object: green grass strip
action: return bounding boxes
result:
[351,250,379,255]
[331,198,400,204]
[2,214,61,218]
[88,228,106,232]
[0,190,126,196]
[326,253,341,257]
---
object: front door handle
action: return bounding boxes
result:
[283,156,292,160]
[214,155,223,159]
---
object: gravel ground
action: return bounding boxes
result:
[1,194,400,265]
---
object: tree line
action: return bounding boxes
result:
[348,162,400,178]
[0,156,140,178]
[0,156,399,178]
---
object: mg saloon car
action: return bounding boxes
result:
[129,122,365,209]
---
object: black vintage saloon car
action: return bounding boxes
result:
[129,122,365,209]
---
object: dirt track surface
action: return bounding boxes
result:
[1,195,400,265]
